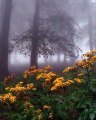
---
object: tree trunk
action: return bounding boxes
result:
[0,0,12,80]
[88,3,93,50]
[85,0,93,50]
[0,0,5,34]
[63,51,67,64]
[30,0,40,67]
[57,53,61,63]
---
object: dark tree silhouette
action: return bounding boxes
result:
[0,0,12,80]
[12,0,79,67]
[31,0,40,67]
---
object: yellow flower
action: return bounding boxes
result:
[51,77,65,91]
[74,78,82,83]
[5,86,12,91]
[51,86,57,91]
[26,83,36,91]
[48,112,53,119]
[76,60,85,67]
[6,85,26,93]
[63,67,72,73]
[44,65,52,70]
[24,101,34,109]
[23,73,28,79]
[38,114,42,120]
[91,50,96,53]
[53,77,64,84]
[83,52,93,57]
[43,105,51,110]
[77,73,84,78]
[63,81,71,86]
[0,93,16,103]
[3,74,15,84]
[36,72,56,84]
[91,56,96,61]
[36,109,42,114]
[5,82,36,94]
[30,66,36,70]
[67,80,74,84]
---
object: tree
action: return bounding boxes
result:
[31,0,40,66]
[84,0,93,50]
[0,0,12,79]
[12,0,79,67]
[0,0,5,34]
[69,0,94,50]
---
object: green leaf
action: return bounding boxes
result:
[90,113,95,120]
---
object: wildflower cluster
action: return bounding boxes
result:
[0,93,16,103]
[24,101,34,113]
[63,50,96,73]
[33,109,42,120]
[76,50,96,68]
[24,65,52,79]
[1,51,96,120]
[43,105,51,110]
[24,65,83,92]
[36,72,56,87]
[5,82,36,94]
[51,77,82,91]
[3,74,15,84]
[33,105,53,120]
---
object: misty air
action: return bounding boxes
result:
[0,0,96,119]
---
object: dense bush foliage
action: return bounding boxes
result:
[1,50,96,120]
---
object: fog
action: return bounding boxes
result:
[0,0,96,77]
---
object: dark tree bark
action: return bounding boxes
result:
[30,0,40,67]
[0,0,5,34]
[0,0,12,80]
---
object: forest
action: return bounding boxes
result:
[0,0,96,120]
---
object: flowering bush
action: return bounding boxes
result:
[0,50,96,120]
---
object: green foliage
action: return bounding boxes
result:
[1,50,96,119]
